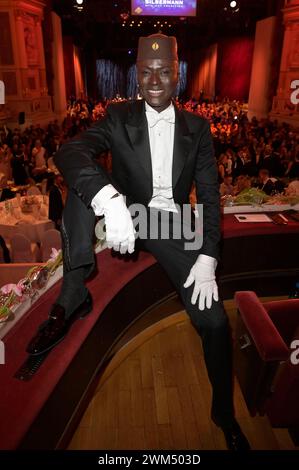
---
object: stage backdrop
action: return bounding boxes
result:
[96,60,187,100]
[216,37,254,101]
[187,44,217,101]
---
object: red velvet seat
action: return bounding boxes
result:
[234,291,299,440]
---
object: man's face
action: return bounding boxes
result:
[259,170,268,182]
[137,58,178,113]
[225,176,233,185]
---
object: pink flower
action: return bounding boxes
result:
[1,283,23,297]
[17,279,26,290]
[49,248,60,260]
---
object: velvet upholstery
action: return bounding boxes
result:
[235,291,290,361]
[263,299,299,346]
[235,291,299,429]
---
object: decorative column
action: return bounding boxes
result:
[51,11,67,117]
[0,0,53,127]
[248,17,279,120]
[15,11,27,69]
[73,46,85,99]
[270,0,299,124]
[35,17,45,69]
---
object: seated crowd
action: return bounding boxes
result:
[0,96,298,263]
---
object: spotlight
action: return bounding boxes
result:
[230,1,237,7]
[74,0,84,11]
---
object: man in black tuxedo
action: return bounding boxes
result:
[47,174,64,230]
[27,34,249,450]
[0,173,14,202]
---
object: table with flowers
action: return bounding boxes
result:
[0,195,55,243]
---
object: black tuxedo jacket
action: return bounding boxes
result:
[0,188,14,202]
[48,185,64,226]
[54,100,220,260]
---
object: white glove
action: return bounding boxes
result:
[91,184,135,254]
[103,195,136,254]
[183,254,219,310]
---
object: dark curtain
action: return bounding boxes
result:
[96,60,126,100]
[177,61,188,97]
[127,64,138,98]
[63,36,76,99]
[216,37,254,101]
[96,60,188,100]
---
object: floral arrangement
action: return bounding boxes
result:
[21,195,40,212]
[0,220,107,323]
[233,188,299,206]
[232,188,268,205]
[0,248,62,323]
[22,196,38,205]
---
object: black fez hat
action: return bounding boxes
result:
[137,33,178,62]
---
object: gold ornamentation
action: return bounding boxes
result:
[152,42,159,51]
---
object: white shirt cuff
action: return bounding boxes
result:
[91,184,119,216]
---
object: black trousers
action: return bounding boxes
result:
[61,190,234,426]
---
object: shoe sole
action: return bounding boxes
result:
[28,334,67,356]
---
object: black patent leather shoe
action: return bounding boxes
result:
[221,420,251,451]
[26,291,93,356]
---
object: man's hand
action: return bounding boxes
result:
[92,184,135,254]
[183,254,218,310]
[103,194,136,254]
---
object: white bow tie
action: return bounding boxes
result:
[146,108,175,128]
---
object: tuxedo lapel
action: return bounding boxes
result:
[125,100,153,193]
[172,106,193,189]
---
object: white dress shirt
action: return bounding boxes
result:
[91,102,177,215]
[145,102,177,212]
